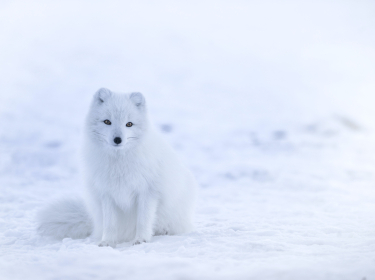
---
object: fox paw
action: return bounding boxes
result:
[98,240,115,248]
[132,239,147,246]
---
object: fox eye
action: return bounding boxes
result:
[126,122,133,127]
[103,120,111,125]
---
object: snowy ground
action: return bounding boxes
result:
[1,1,375,279]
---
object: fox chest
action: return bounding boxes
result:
[91,160,153,207]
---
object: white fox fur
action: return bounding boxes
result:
[37,88,197,246]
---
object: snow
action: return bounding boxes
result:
[1,1,375,279]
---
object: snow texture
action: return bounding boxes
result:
[1,1,375,279]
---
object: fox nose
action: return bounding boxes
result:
[114,137,122,144]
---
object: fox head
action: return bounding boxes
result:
[85,88,148,150]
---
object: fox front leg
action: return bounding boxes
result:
[132,194,158,245]
[98,196,121,248]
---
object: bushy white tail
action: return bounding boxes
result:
[37,197,93,239]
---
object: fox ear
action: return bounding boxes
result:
[129,92,145,108]
[95,88,112,103]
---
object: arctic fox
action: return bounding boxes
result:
[37,88,197,246]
